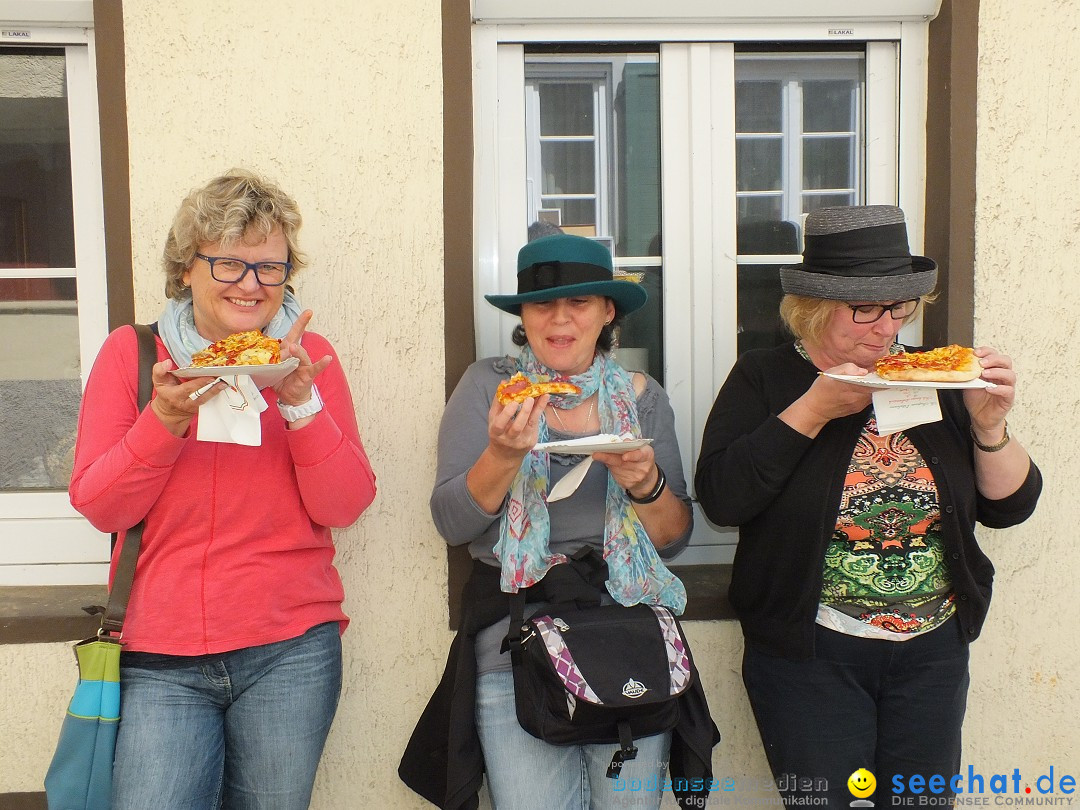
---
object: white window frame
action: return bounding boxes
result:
[1,10,111,585]
[473,5,938,565]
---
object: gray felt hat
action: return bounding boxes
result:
[779,205,938,302]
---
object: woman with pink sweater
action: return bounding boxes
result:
[69,169,376,809]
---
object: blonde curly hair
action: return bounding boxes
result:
[162,169,307,299]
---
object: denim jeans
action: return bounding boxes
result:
[742,620,970,809]
[476,670,672,810]
[112,622,342,810]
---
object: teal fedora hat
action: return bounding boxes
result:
[484,233,648,316]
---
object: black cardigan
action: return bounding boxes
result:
[694,342,1043,659]
[399,558,721,809]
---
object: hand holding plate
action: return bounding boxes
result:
[150,358,226,437]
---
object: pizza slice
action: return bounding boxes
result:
[496,372,582,406]
[190,330,282,367]
[874,344,981,382]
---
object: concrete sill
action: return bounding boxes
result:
[0,585,108,645]
[0,792,46,809]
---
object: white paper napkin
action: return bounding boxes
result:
[872,387,942,436]
[548,456,594,502]
[195,375,267,445]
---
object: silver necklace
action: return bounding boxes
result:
[550,398,594,433]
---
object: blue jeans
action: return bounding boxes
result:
[742,620,970,809]
[476,670,672,810]
[113,622,342,810]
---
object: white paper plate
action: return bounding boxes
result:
[822,371,995,390]
[172,357,300,388]
[534,435,653,455]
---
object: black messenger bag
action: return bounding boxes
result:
[507,591,694,779]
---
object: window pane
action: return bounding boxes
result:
[803,137,854,190]
[539,83,594,136]
[541,198,596,230]
[613,264,663,385]
[735,82,782,132]
[525,53,662,381]
[540,141,595,195]
[0,48,75,268]
[737,264,788,355]
[737,195,783,226]
[736,53,864,256]
[803,81,856,132]
[803,192,856,213]
[526,53,661,257]
[614,62,660,257]
[0,277,81,490]
[737,214,799,255]
[736,137,782,191]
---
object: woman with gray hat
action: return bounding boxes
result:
[400,233,719,809]
[695,205,1041,807]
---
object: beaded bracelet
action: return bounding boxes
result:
[626,465,667,504]
[970,421,1010,452]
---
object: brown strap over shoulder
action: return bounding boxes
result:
[100,323,157,638]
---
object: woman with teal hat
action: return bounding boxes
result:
[401,233,719,809]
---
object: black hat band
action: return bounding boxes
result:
[802,222,915,278]
[517,261,612,294]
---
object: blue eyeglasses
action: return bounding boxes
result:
[196,253,292,287]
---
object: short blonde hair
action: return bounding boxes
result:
[162,169,307,300]
[779,294,929,344]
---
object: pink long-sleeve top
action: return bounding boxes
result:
[69,325,376,654]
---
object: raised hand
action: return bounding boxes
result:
[275,309,332,407]
[486,392,549,461]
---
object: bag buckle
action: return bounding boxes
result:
[606,744,639,779]
[606,719,639,778]
[96,626,123,643]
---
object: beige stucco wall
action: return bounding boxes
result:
[3,0,1077,806]
[961,0,1080,781]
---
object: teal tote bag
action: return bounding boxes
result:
[44,638,122,808]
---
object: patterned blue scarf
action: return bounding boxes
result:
[157,291,304,367]
[493,345,686,614]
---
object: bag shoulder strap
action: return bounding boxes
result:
[100,323,157,638]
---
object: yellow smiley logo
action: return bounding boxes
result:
[848,768,877,798]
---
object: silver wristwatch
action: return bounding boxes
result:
[276,384,324,422]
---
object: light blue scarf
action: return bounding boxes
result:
[157,291,304,367]
[493,345,686,614]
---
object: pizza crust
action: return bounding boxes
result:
[876,366,981,382]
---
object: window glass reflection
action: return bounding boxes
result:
[0,48,75,269]
[0,276,81,490]
[735,53,865,257]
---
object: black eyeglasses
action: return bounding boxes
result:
[846,299,919,324]
[195,253,292,287]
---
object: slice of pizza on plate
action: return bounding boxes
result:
[496,372,581,405]
[190,330,281,367]
[874,345,981,383]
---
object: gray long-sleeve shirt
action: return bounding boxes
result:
[430,355,693,674]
